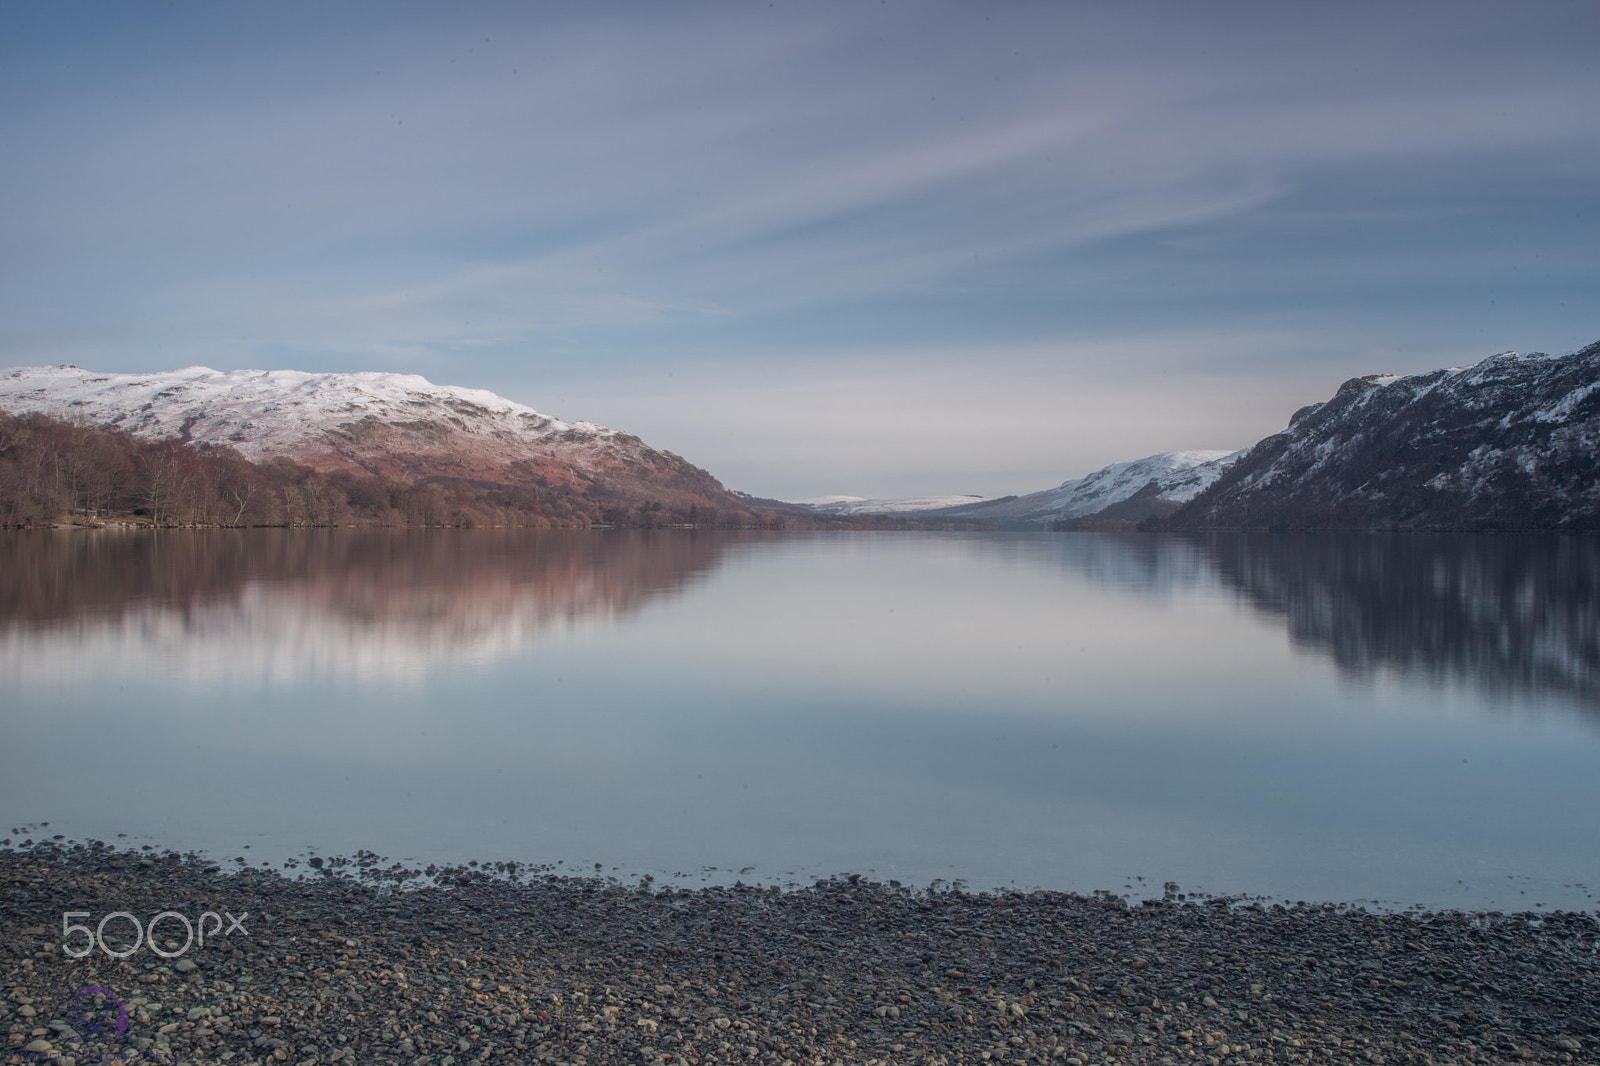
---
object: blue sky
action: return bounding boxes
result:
[1,1,1596,498]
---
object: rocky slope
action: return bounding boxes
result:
[0,365,741,511]
[949,449,1245,528]
[1166,340,1600,532]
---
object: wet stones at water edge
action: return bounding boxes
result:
[2,841,1597,1066]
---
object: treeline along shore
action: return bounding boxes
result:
[0,412,845,532]
[1,841,1595,1065]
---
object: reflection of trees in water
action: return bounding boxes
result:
[0,528,737,636]
[1191,533,1600,706]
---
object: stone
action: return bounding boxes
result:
[5,843,1598,1066]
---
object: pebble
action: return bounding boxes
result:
[2,840,1597,1065]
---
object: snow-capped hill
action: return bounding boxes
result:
[0,364,736,508]
[787,495,868,507]
[0,365,611,455]
[788,494,988,515]
[952,449,1245,526]
[1168,340,1600,531]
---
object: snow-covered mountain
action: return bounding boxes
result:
[0,364,738,509]
[788,493,988,516]
[948,449,1245,527]
[789,453,1243,524]
[1168,340,1600,531]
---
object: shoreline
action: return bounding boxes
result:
[3,843,1596,1066]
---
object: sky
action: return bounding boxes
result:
[1,1,1596,499]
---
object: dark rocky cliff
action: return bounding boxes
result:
[1164,340,1600,532]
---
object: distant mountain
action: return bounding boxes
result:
[1165,340,1600,532]
[788,493,988,516]
[790,452,1243,525]
[0,365,743,512]
[948,450,1245,528]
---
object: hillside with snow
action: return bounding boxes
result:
[789,453,1243,525]
[0,365,741,510]
[947,449,1246,527]
[1167,340,1600,531]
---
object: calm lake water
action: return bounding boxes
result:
[3,528,1598,911]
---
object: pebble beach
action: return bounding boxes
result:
[3,842,1596,1066]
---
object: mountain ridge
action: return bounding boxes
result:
[1162,340,1600,532]
[787,451,1246,526]
[948,449,1245,527]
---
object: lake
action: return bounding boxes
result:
[3,528,1598,911]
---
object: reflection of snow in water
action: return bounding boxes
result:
[2,579,627,685]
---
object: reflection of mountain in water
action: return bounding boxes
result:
[9,529,1597,704]
[1,530,736,681]
[1014,531,1600,708]
[1012,533,1218,600]
[1197,533,1600,707]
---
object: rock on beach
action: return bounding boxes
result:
[2,841,1597,1065]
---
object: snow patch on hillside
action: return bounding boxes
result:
[0,364,612,460]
